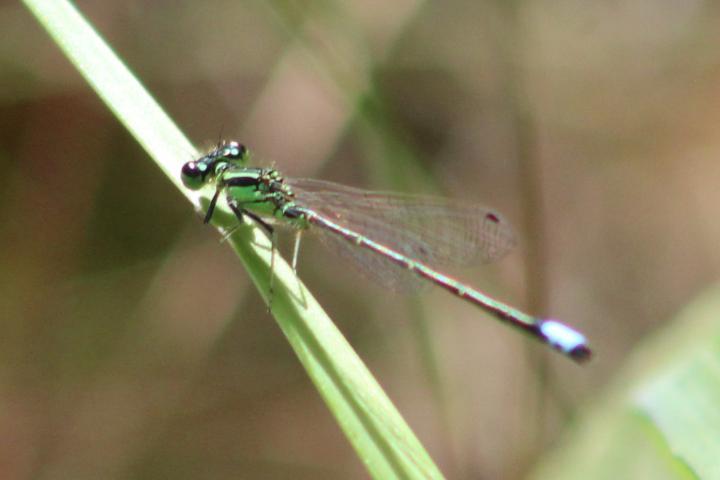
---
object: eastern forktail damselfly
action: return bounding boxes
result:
[181,141,591,362]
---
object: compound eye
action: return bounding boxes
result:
[181,161,206,190]
[224,141,247,160]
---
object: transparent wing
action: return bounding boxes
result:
[311,226,428,292]
[287,178,516,265]
[285,178,517,292]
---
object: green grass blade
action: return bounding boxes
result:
[21,0,444,478]
[22,0,193,188]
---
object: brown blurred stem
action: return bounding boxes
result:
[495,0,552,471]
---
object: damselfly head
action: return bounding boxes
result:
[181,141,249,190]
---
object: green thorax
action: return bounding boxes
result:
[220,166,307,227]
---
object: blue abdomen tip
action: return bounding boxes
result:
[540,320,591,362]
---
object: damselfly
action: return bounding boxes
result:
[181,141,591,362]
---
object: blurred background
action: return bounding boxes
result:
[2,0,720,478]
